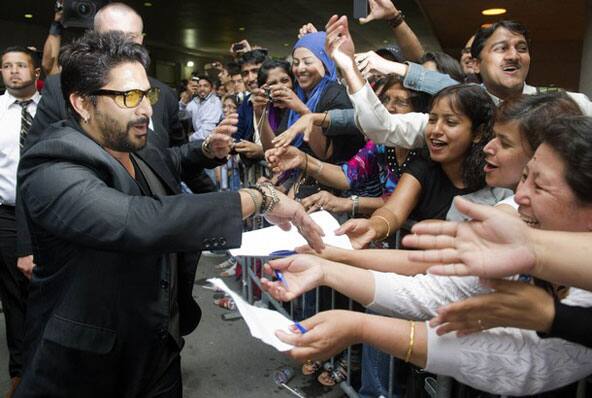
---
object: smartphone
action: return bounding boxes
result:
[353,0,368,20]
[232,42,245,52]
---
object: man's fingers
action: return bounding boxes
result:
[402,234,456,251]
[358,15,375,24]
[409,220,459,237]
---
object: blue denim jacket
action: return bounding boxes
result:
[403,62,459,95]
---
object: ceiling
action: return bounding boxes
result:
[1,0,440,57]
[1,0,587,90]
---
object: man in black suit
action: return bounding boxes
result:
[19,1,214,275]
[16,31,323,397]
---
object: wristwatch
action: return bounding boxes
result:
[350,195,359,217]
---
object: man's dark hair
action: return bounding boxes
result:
[497,92,581,156]
[59,30,150,121]
[540,116,592,204]
[1,46,39,68]
[192,75,213,86]
[418,51,464,83]
[471,20,530,60]
[431,84,496,191]
[226,61,241,76]
[257,59,293,88]
[237,49,269,67]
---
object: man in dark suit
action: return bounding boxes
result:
[16,31,323,397]
[19,1,215,275]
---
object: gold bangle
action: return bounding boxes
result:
[404,320,415,363]
[372,215,391,240]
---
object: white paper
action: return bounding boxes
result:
[207,278,296,352]
[229,210,352,257]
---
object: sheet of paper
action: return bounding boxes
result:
[229,210,352,257]
[208,278,296,352]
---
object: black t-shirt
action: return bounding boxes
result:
[277,80,364,165]
[404,154,471,222]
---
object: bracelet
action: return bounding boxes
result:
[250,185,269,213]
[310,157,324,179]
[202,136,214,158]
[350,195,359,217]
[387,11,405,29]
[372,215,391,241]
[404,320,416,363]
[49,21,64,36]
[243,188,263,214]
[259,183,280,213]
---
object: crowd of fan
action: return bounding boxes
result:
[3,0,592,396]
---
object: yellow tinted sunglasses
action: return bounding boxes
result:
[91,87,160,108]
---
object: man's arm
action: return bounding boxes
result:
[41,9,64,76]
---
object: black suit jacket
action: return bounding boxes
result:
[16,120,243,397]
[18,75,215,256]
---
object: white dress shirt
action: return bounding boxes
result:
[0,90,40,205]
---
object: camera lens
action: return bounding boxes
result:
[77,2,92,15]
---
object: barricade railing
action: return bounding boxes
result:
[217,157,452,398]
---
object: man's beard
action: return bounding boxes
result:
[6,76,35,92]
[96,111,149,152]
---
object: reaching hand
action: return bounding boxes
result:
[402,197,537,278]
[263,187,325,252]
[276,310,363,362]
[234,140,264,159]
[298,23,318,39]
[355,51,399,79]
[359,0,399,24]
[213,113,239,136]
[261,254,326,301]
[272,113,322,148]
[251,87,270,117]
[325,15,356,71]
[269,85,308,114]
[429,279,555,336]
[207,133,233,158]
[265,146,305,174]
[301,191,351,214]
[335,218,377,249]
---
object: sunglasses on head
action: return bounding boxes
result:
[90,87,160,108]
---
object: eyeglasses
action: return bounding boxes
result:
[90,87,160,108]
[381,96,411,109]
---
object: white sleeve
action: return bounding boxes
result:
[567,91,592,116]
[426,288,592,395]
[366,272,489,320]
[347,82,428,149]
[494,194,518,210]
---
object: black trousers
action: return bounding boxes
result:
[0,205,28,377]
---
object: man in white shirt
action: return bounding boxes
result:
[179,76,223,142]
[0,45,40,397]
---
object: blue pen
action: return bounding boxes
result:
[293,322,308,334]
[268,250,296,289]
